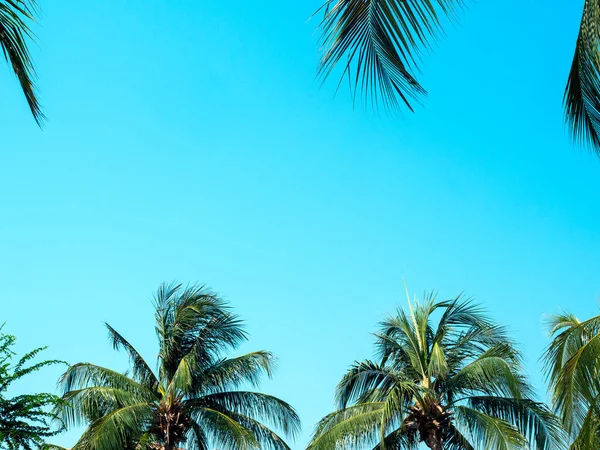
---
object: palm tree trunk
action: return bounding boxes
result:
[423,428,443,450]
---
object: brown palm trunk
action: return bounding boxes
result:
[424,428,443,450]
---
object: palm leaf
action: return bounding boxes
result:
[307,404,387,450]
[564,0,600,153]
[194,407,260,450]
[454,406,528,450]
[315,0,462,111]
[196,391,300,437]
[466,396,565,450]
[105,324,159,390]
[0,0,43,124]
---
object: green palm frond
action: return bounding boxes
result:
[570,403,600,450]
[564,0,600,153]
[307,403,387,450]
[214,410,294,450]
[335,360,400,407]
[448,346,524,398]
[72,403,152,450]
[544,310,600,443]
[197,391,300,437]
[466,396,565,450]
[194,407,260,450]
[59,385,154,427]
[105,324,159,390]
[59,363,150,395]
[443,425,475,450]
[198,351,276,393]
[455,406,528,450]
[0,0,44,124]
[155,282,246,382]
[315,0,462,111]
[187,421,210,450]
[369,428,418,450]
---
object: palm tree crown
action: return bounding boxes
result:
[57,282,301,450]
[308,292,563,450]
[544,309,600,449]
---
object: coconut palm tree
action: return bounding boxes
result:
[0,0,43,124]
[56,282,301,450]
[316,0,600,153]
[544,309,600,449]
[308,292,563,450]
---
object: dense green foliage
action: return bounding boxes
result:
[545,310,600,449]
[57,282,300,450]
[0,329,62,449]
[7,280,600,450]
[308,293,563,450]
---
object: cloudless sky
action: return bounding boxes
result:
[1,0,598,448]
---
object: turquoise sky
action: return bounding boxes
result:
[1,0,598,448]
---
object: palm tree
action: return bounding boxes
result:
[56,282,301,450]
[308,292,563,450]
[544,309,600,449]
[316,0,600,154]
[0,0,44,124]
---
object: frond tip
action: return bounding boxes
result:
[315,0,462,111]
[0,0,44,125]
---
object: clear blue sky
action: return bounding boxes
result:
[0,0,598,448]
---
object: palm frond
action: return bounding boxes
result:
[155,283,247,381]
[335,360,401,408]
[71,403,152,450]
[570,403,600,450]
[544,311,600,437]
[455,406,528,450]
[0,0,44,124]
[466,396,566,450]
[564,0,600,153]
[443,425,475,450]
[307,403,387,450]
[315,0,462,111]
[212,410,295,450]
[195,391,301,437]
[448,345,525,398]
[58,363,148,394]
[187,422,210,450]
[194,407,260,450]
[105,324,159,389]
[198,351,276,393]
[59,386,154,428]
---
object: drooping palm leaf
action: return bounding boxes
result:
[316,0,462,111]
[564,0,600,153]
[0,0,44,124]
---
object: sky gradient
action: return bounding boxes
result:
[0,0,598,448]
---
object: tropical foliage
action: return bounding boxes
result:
[308,292,563,450]
[0,0,43,124]
[544,309,600,449]
[315,0,600,153]
[56,282,300,450]
[0,328,63,449]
